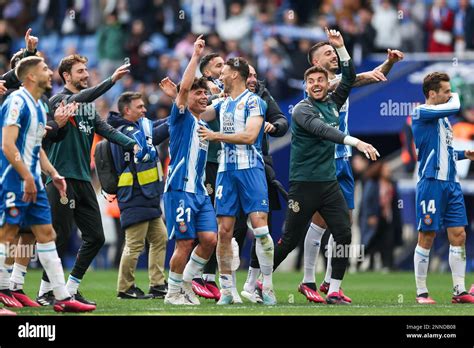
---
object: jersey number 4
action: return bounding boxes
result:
[420,200,436,214]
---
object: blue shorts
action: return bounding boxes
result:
[163,190,217,240]
[0,189,51,227]
[215,168,269,216]
[336,157,355,210]
[416,178,467,232]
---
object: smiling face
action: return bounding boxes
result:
[125,98,147,123]
[246,65,258,92]
[312,44,339,73]
[305,72,329,101]
[188,88,209,115]
[219,64,236,94]
[35,61,53,93]
[66,62,89,90]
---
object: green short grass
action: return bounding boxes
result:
[9,270,474,315]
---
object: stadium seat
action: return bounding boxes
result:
[38,34,60,55]
[60,35,80,55]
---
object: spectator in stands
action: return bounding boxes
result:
[355,7,376,58]
[425,0,455,53]
[398,0,426,53]
[360,161,403,271]
[191,0,226,35]
[217,1,253,41]
[0,20,12,62]
[125,19,149,82]
[372,0,402,52]
[454,0,474,52]
[97,11,126,79]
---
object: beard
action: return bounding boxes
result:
[38,80,52,93]
[72,79,87,91]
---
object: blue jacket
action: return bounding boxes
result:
[107,111,169,229]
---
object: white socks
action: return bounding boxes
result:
[203,273,215,283]
[219,273,233,291]
[168,271,183,294]
[324,234,334,284]
[253,226,274,290]
[0,243,9,290]
[9,263,27,291]
[183,249,208,283]
[414,245,430,296]
[303,223,325,284]
[39,279,53,296]
[66,275,81,295]
[37,241,69,300]
[244,267,261,293]
[328,278,342,295]
[449,245,466,295]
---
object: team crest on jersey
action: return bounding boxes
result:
[288,200,300,213]
[179,221,188,233]
[206,183,213,195]
[424,214,432,226]
[248,98,257,110]
[237,103,245,110]
[9,207,19,218]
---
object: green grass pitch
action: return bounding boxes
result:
[9,270,474,315]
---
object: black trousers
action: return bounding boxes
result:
[273,181,351,280]
[42,179,105,282]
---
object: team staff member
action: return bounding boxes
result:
[271,28,379,304]
[38,54,137,306]
[108,92,168,300]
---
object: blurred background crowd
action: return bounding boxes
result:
[1,0,474,273]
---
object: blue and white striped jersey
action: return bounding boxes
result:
[213,89,267,172]
[303,74,351,159]
[165,103,209,195]
[411,93,464,182]
[331,74,351,159]
[0,87,46,193]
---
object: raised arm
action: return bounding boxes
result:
[325,28,356,110]
[414,93,460,121]
[175,35,205,109]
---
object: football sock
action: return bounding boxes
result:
[9,263,27,291]
[449,245,466,295]
[183,249,208,282]
[324,234,334,284]
[303,223,325,284]
[168,271,183,294]
[414,245,430,296]
[37,242,69,300]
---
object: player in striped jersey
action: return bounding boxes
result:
[199,57,276,305]
[411,72,474,304]
[299,42,404,303]
[162,36,218,306]
[0,56,95,312]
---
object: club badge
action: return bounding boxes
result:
[424,214,432,226]
[60,196,69,205]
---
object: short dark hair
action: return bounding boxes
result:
[422,72,450,98]
[225,57,249,81]
[10,49,25,70]
[176,77,210,93]
[118,92,143,114]
[200,53,220,76]
[58,54,88,83]
[15,56,44,82]
[307,41,331,65]
[304,65,328,81]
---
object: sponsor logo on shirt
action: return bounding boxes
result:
[222,112,235,133]
[78,120,93,135]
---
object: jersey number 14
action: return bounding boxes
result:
[420,200,436,214]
